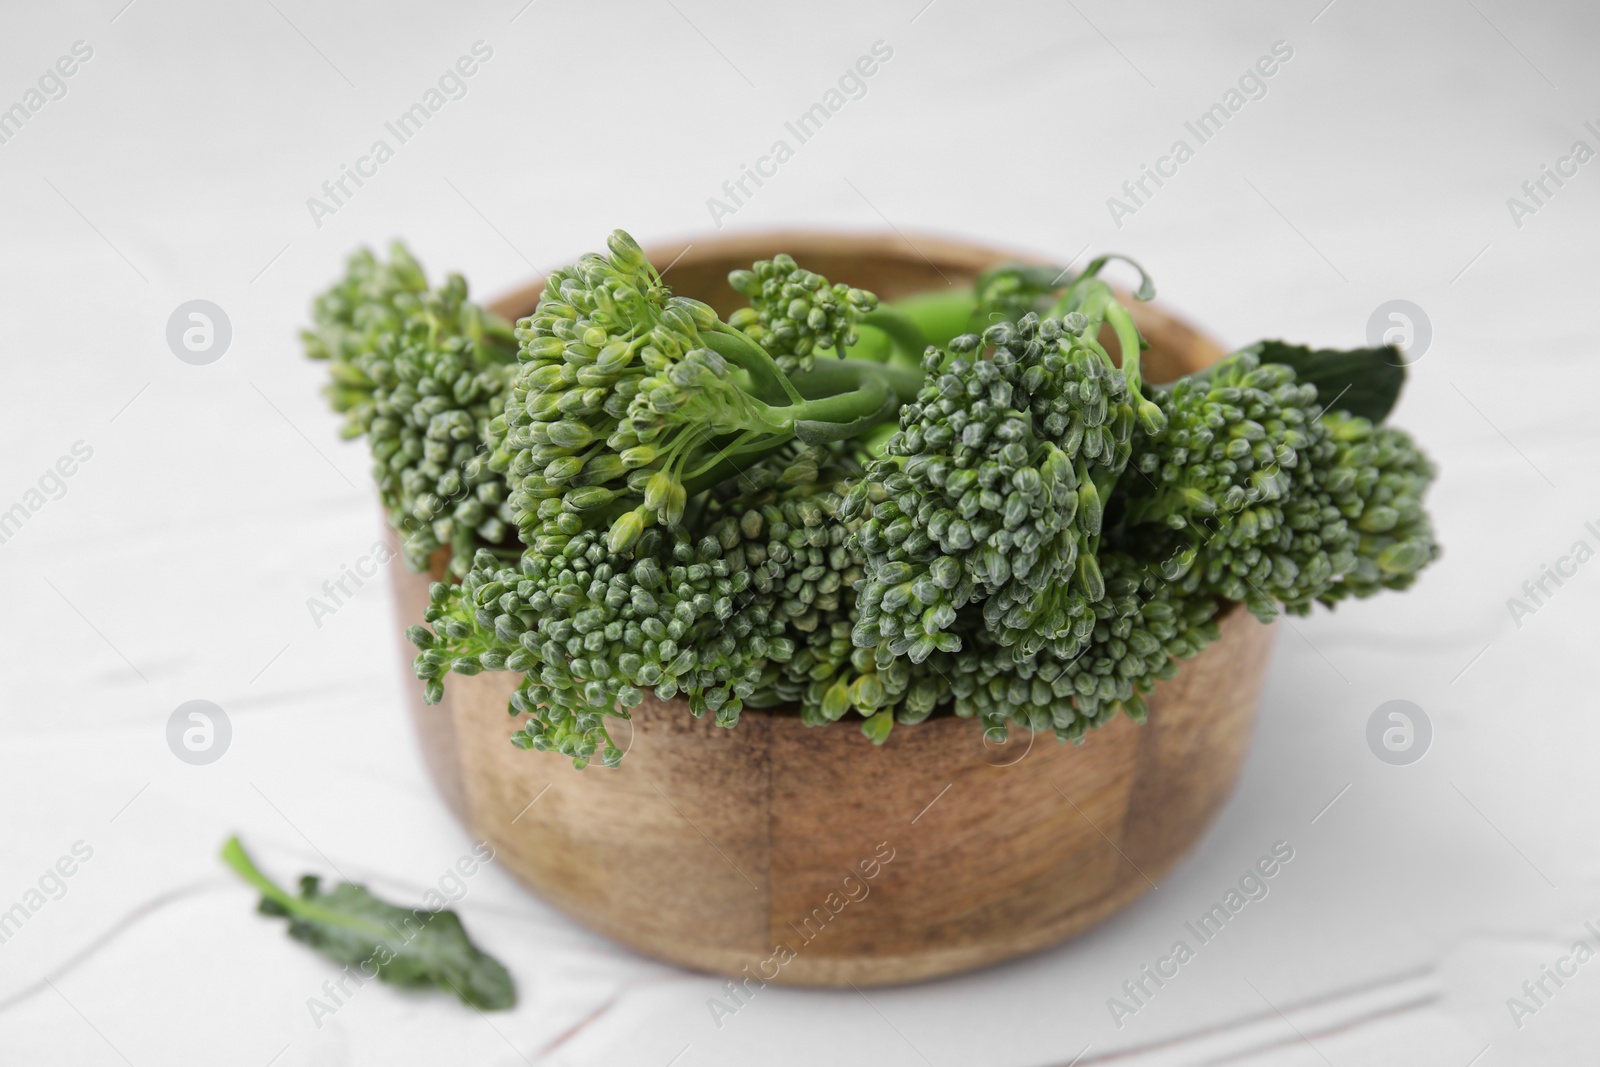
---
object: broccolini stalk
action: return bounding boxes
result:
[496,231,919,560]
[846,291,1161,667]
[412,233,925,766]
[302,244,519,574]
[1122,351,1440,620]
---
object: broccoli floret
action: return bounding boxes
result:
[497,232,919,556]
[1307,412,1440,604]
[704,445,949,738]
[848,313,1124,665]
[1121,351,1441,621]
[846,250,1167,669]
[944,551,1221,742]
[302,243,519,574]
[726,254,879,375]
[404,234,927,762]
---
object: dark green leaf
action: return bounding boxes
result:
[221,837,515,1011]
[1242,339,1407,423]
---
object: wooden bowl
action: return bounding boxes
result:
[386,232,1276,987]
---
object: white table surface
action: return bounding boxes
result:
[3,1,1598,1063]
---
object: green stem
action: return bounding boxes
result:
[859,307,929,362]
[704,324,804,405]
[843,327,891,363]
[681,440,797,498]
[790,375,894,443]
[221,837,298,909]
[684,429,758,479]
[1051,275,1107,323]
[220,836,394,941]
[888,291,980,348]
[1104,301,1145,396]
[1080,253,1156,301]
[745,372,892,436]
[680,360,919,495]
[1103,300,1165,433]
[791,358,922,405]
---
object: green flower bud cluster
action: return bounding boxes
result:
[1123,351,1325,617]
[1128,353,1312,527]
[411,519,788,768]
[846,311,1137,666]
[370,335,516,572]
[1123,352,1439,620]
[303,243,519,574]
[302,242,429,397]
[697,446,948,742]
[412,443,935,763]
[403,234,933,767]
[727,254,878,375]
[494,231,891,569]
[701,447,860,633]
[942,551,1221,742]
[498,231,733,553]
[1304,412,1439,605]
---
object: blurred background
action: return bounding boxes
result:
[2,0,1598,1063]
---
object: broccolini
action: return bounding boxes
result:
[303,231,1440,766]
[302,244,520,575]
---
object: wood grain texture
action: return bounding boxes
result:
[389,231,1276,986]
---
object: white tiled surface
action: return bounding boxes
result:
[1,1,1597,1063]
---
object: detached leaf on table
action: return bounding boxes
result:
[221,836,515,1010]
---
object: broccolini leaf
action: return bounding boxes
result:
[1244,339,1406,424]
[221,837,515,1011]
